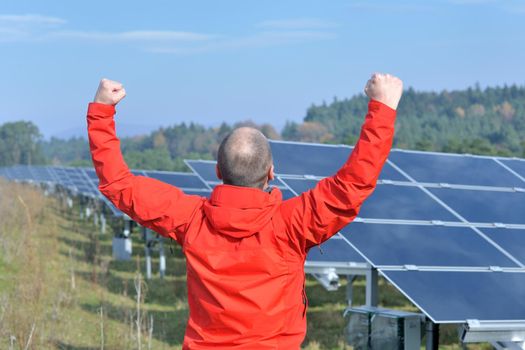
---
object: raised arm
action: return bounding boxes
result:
[87,79,203,244]
[281,73,402,253]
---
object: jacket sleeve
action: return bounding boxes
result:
[280,100,396,253]
[87,102,203,244]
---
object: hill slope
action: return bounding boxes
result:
[289,84,525,156]
[0,180,493,349]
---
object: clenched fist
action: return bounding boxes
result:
[94,78,126,106]
[364,73,403,110]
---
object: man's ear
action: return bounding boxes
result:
[215,164,223,180]
[268,164,275,181]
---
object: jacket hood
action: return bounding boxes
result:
[203,184,282,239]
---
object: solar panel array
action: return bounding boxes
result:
[267,140,525,324]
[0,166,211,217]
[2,140,525,325]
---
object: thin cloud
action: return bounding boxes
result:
[148,30,337,55]
[0,13,213,44]
[448,0,497,4]
[51,30,213,42]
[0,13,67,42]
[448,0,525,13]
[258,18,339,30]
[0,14,66,25]
[347,2,434,12]
[0,13,337,54]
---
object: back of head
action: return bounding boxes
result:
[217,127,273,189]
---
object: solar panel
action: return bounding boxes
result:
[10,165,32,181]
[482,228,525,265]
[498,158,525,181]
[185,159,287,189]
[429,188,525,225]
[270,141,352,177]
[75,169,100,197]
[280,178,458,222]
[269,140,405,181]
[183,189,212,197]
[31,166,55,182]
[380,270,525,323]
[82,168,104,197]
[0,167,11,180]
[6,167,16,180]
[144,171,208,189]
[280,189,295,200]
[85,168,99,180]
[3,167,12,180]
[389,151,524,187]
[342,223,518,268]
[184,160,218,183]
[46,167,60,183]
[131,170,148,177]
[63,168,88,192]
[53,167,74,189]
[101,197,123,217]
[306,235,366,263]
[277,178,316,194]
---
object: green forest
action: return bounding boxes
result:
[2,84,524,170]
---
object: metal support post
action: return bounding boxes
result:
[123,218,131,238]
[143,226,152,279]
[100,213,106,235]
[145,245,152,279]
[365,266,378,307]
[159,240,166,279]
[426,319,439,350]
[346,275,357,306]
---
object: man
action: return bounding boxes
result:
[87,73,402,349]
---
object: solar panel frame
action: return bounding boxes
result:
[497,158,525,183]
[481,228,525,266]
[279,178,460,222]
[184,159,218,183]
[306,234,366,264]
[341,222,520,268]
[380,270,525,324]
[388,149,525,188]
[144,170,210,190]
[429,187,525,226]
[269,140,406,181]
[185,159,288,189]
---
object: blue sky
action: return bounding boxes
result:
[0,0,524,138]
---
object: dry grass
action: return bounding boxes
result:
[0,179,494,349]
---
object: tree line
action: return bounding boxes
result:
[1,84,524,170]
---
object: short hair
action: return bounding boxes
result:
[217,127,273,189]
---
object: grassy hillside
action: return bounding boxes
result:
[0,181,492,349]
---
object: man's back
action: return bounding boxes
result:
[182,186,303,348]
[87,73,401,349]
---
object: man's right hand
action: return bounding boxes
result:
[364,73,403,110]
[94,78,126,106]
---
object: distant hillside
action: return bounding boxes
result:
[52,123,161,140]
[285,84,525,157]
[2,84,524,170]
[40,121,280,171]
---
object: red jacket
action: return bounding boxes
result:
[87,100,396,349]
